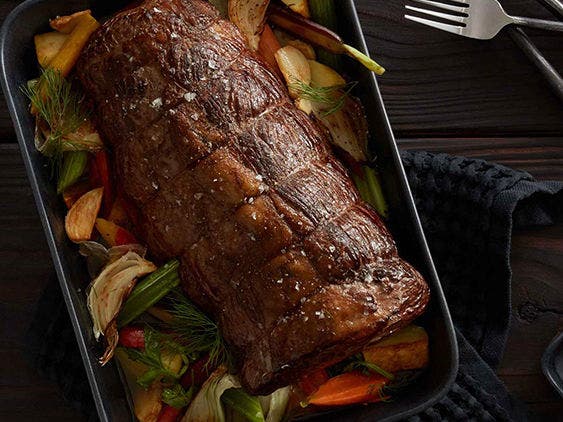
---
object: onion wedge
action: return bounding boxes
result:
[87,251,156,363]
[229,0,271,50]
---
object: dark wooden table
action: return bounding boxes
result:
[0,0,561,421]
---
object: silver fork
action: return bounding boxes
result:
[405,0,563,39]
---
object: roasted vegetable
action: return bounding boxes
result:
[116,348,164,422]
[157,405,184,422]
[274,45,311,99]
[273,29,316,59]
[307,371,388,406]
[308,0,340,68]
[269,4,385,75]
[124,327,187,388]
[257,24,282,75]
[34,31,68,68]
[62,179,91,209]
[23,69,102,159]
[96,218,138,247]
[363,325,429,373]
[57,150,88,194]
[222,388,265,422]
[118,260,181,328]
[119,326,146,349]
[50,10,94,34]
[87,251,156,363]
[297,368,329,396]
[89,150,114,214]
[229,0,270,50]
[182,366,239,422]
[281,0,310,17]
[65,187,103,242]
[48,11,100,76]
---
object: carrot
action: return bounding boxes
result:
[157,405,183,422]
[307,371,388,406]
[298,368,329,396]
[258,24,283,78]
[118,326,145,349]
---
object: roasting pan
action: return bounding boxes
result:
[0,0,458,420]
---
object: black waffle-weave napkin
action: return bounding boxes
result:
[25,151,562,421]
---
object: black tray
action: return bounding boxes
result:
[0,1,458,420]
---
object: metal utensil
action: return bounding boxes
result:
[405,0,563,102]
[405,0,563,39]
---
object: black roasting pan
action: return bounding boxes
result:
[0,0,458,420]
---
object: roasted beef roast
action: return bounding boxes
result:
[77,0,430,394]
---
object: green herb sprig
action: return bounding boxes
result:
[21,68,92,174]
[288,80,358,116]
[162,384,195,408]
[167,291,229,368]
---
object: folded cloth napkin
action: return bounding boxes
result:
[25,151,562,421]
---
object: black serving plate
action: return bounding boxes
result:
[0,1,458,420]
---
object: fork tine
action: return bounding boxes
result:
[405,5,467,24]
[404,14,465,36]
[410,0,468,14]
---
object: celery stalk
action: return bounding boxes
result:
[117,259,180,327]
[363,167,388,218]
[57,150,88,194]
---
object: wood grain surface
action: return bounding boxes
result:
[0,0,561,421]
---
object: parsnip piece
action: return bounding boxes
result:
[275,46,311,99]
[65,187,103,242]
[309,60,346,88]
[48,13,100,76]
[34,32,68,68]
[50,10,93,34]
[363,325,429,373]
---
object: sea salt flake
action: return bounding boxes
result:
[150,97,163,109]
[328,245,336,253]
[151,182,159,190]
[251,212,257,220]
[194,193,203,200]
[184,92,197,102]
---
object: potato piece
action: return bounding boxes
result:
[115,349,163,422]
[34,32,68,68]
[95,218,138,247]
[65,187,103,242]
[363,325,429,373]
[273,29,316,59]
[287,40,316,60]
[50,10,93,34]
[48,13,100,77]
[308,60,346,88]
[282,0,310,18]
[275,45,311,98]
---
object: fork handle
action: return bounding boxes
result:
[511,16,563,32]
[508,27,563,102]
